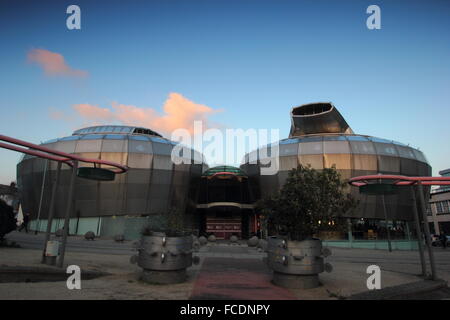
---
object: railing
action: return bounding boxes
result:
[0,134,127,173]
[0,134,128,268]
[349,174,450,281]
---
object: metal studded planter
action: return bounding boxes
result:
[130,232,199,284]
[267,236,332,289]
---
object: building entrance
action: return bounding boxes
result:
[195,166,256,239]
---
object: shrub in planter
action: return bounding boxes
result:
[130,208,199,284]
[256,165,356,289]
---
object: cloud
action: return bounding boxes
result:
[27,48,88,77]
[68,93,222,136]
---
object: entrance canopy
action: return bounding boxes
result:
[203,166,248,180]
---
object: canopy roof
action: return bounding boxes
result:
[203,166,247,177]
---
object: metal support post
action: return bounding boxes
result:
[347,218,353,248]
[410,186,427,277]
[35,158,49,234]
[381,194,392,252]
[417,183,438,280]
[57,160,78,268]
[41,161,62,263]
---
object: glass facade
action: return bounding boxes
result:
[16,126,204,230]
[16,108,433,240]
[241,134,431,221]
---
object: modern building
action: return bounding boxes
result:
[428,168,450,235]
[16,103,433,245]
[435,168,450,193]
[16,125,206,239]
[241,102,431,244]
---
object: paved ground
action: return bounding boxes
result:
[1,231,450,300]
[5,231,134,255]
[349,279,449,300]
[190,257,296,300]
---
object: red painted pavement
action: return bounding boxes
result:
[190,257,297,300]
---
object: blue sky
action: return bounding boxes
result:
[1,0,450,183]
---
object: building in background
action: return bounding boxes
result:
[428,168,450,235]
[435,168,450,193]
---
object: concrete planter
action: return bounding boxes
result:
[267,236,332,289]
[130,232,198,284]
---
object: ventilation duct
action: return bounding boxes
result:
[289,102,353,137]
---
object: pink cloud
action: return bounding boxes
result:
[74,104,114,120]
[27,48,88,77]
[68,93,222,136]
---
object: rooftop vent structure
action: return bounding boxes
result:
[289,102,353,137]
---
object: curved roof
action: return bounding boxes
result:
[243,133,428,165]
[72,125,162,137]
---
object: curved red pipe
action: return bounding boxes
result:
[0,134,128,173]
[348,174,450,187]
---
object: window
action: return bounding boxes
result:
[442,200,450,214]
[104,134,126,140]
[435,201,445,214]
[59,136,80,141]
[433,200,450,214]
[346,135,370,142]
[373,142,398,156]
[368,137,393,144]
[80,134,104,140]
[322,135,348,141]
[279,138,300,144]
[150,137,170,144]
[396,146,416,159]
